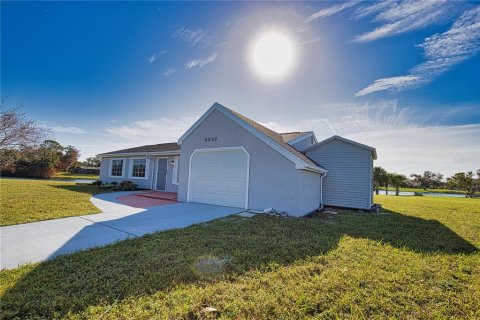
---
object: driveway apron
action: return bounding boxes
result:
[1,192,243,269]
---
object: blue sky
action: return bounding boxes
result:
[2,1,479,175]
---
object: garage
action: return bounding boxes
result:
[188,147,249,208]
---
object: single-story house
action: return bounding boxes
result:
[98,103,377,216]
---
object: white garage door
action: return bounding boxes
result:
[189,148,249,208]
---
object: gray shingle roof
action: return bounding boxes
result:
[280,132,308,143]
[224,107,320,167]
[100,142,179,155]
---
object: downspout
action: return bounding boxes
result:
[320,172,326,210]
[148,155,155,190]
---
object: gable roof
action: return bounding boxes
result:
[281,131,317,147]
[304,135,377,160]
[99,142,180,156]
[280,132,308,143]
[178,102,326,174]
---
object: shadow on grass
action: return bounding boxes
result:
[52,184,110,196]
[1,206,477,319]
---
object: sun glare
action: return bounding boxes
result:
[250,31,295,81]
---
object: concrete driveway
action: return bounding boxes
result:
[0,192,243,270]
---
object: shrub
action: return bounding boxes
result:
[119,180,137,191]
[92,180,102,186]
[111,182,118,185]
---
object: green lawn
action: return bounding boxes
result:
[379,187,479,196]
[52,172,99,180]
[0,179,107,226]
[1,196,479,319]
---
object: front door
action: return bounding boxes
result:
[156,158,168,191]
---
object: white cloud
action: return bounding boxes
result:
[172,27,214,47]
[354,0,454,42]
[51,126,86,134]
[349,124,480,176]
[355,76,422,96]
[306,0,460,42]
[356,5,480,96]
[354,0,394,19]
[305,0,361,23]
[185,53,218,69]
[263,101,480,176]
[148,50,167,64]
[104,116,194,140]
[163,68,175,77]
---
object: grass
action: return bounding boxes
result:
[379,187,479,196]
[52,172,99,180]
[0,179,108,226]
[0,196,479,319]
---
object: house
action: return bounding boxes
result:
[98,103,377,216]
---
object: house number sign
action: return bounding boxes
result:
[205,136,218,142]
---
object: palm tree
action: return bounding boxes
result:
[383,172,391,195]
[390,173,408,196]
[373,167,387,195]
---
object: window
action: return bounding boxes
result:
[131,158,146,178]
[172,156,180,184]
[110,159,124,177]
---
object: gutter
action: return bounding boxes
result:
[98,151,180,158]
[296,163,328,174]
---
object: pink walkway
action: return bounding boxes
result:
[117,191,178,208]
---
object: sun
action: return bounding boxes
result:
[250,31,296,81]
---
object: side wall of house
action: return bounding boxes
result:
[99,156,178,192]
[178,109,321,216]
[306,139,373,209]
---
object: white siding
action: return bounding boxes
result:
[99,155,179,192]
[306,139,373,209]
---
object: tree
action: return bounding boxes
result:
[38,140,80,172]
[373,167,387,195]
[410,171,444,190]
[0,148,22,175]
[389,173,408,196]
[0,106,50,149]
[60,145,80,171]
[382,172,391,195]
[447,171,479,198]
[39,139,63,169]
[13,145,59,178]
[83,156,100,167]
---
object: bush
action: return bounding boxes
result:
[111,182,118,185]
[119,180,137,191]
[92,180,102,186]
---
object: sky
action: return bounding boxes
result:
[2,1,479,176]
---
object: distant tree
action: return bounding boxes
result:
[389,173,409,196]
[447,171,479,198]
[373,167,387,195]
[60,145,80,171]
[410,171,444,190]
[0,105,50,149]
[83,156,100,167]
[382,172,391,195]
[40,140,63,168]
[37,140,80,172]
[0,148,22,175]
[13,145,58,178]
